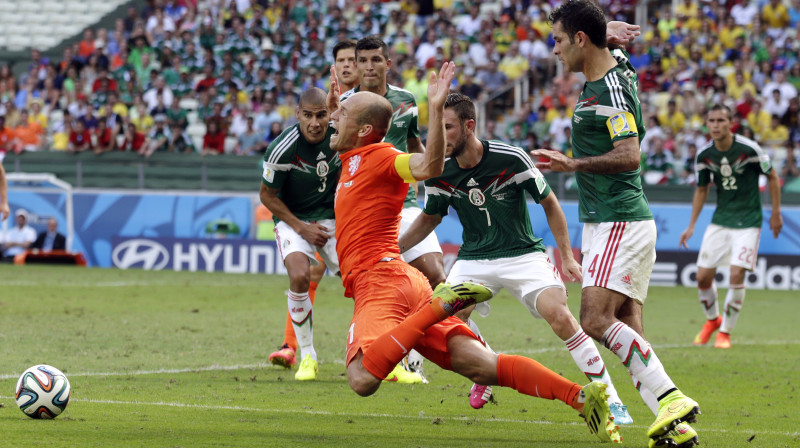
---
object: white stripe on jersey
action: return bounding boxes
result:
[487,141,536,170]
[425,185,452,198]
[387,83,415,95]
[583,104,625,116]
[735,134,770,161]
[266,127,299,165]
[604,72,626,113]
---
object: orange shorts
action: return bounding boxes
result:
[345,259,478,371]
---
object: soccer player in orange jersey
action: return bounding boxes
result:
[326,61,620,443]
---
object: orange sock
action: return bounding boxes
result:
[361,302,445,379]
[308,281,319,301]
[496,353,583,411]
[281,285,317,351]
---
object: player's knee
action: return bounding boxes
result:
[348,379,379,397]
[288,271,311,291]
[579,316,606,341]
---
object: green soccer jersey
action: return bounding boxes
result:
[571,49,652,223]
[424,140,550,260]
[261,124,340,223]
[341,84,420,206]
[696,134,772,228]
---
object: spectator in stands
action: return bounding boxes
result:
[254,100,282,136]
[12,109,43,153]
[93,118,115,155]
[79,103,99,130]
[762,114,790,151]
[1,209,36,262]
[78,29,96,60]
[236,116,264,156]
[264,121,283,147]
[120,123,145,153]
[763,69,798,103]
[202,120,225,155]
[168,122,195,154]
[67,120,92,153]
[680,142,699,185]
[644,136,676,185]
[548,105,571,151]
[659,99,687,135]
[457,4,482,37]
[731,0,760,27]
[765,88,790,118]
[30,217,66,253]
[130,100,154,132]
[141,114,172,158]
[498,42,529,81]
[747,100,772,139]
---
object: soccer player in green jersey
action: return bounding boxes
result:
[260,87,341,381]
[331,36,445,383]
[531,2,700,446]
[679,104,783,349]
[399,92,630,436]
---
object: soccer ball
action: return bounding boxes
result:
[15,365,71,419]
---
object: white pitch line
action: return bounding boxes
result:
[0,396,796,438]
[1,339,797,381]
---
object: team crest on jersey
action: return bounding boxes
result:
[316,161,329,177]
[468,188,486,206]
[348,155,361,176]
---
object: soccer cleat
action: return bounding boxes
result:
[268,344,297,369]
[579,381,622,443]
[433,282,493,315]
[649,422,699,448]
[383,364,424,384]
[294,354,318,381]
[714,331,731,349]
[693,316,722,345]
[401,355,428,384]
[647,390,700,438]
[469,384,493,409]
[609,402,634,425]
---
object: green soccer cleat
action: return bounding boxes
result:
[649,422,699,448]
[383,364,424,384]
[294,354,318,381]
[433,282,493,315]
[647,391,700,438]
[580,381,622,443]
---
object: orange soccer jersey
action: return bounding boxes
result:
[335,142,415,296]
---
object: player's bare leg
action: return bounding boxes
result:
[581,287,700,440]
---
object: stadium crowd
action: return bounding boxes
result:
[0,0,798,185]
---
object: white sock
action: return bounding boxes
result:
[602,322,676,399]
[631,373,659,415]
[698,283,719,320]
[566,329,621,404]
[720,285,745,333]
[288,290,316,361]
[467,318,493,352]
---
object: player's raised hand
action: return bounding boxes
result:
[770,213,783,238]
[327,66,341,114]
[678,227,694,249]
[530,149,576,172]
[427,61,456,111]
[606,21,640,46]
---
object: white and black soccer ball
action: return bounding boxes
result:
[15,365,71,419]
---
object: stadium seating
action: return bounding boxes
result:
[0,0,128,51]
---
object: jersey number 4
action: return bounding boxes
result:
[586,254,599,278]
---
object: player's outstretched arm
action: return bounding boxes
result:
[408,61,455,181]
[539,193,582,282]
[532,137,640,174]
[767,169,783,238]
[0,163,8,221]
[679,184,710,249]
[259,183,330,247]
[398,211,442,254]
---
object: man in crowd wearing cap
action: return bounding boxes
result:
[1,209,36,262]
[141,114,172,157]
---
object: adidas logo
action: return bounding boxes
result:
[467,178,478,187]
[316,152,326,160]
[621,274,631,285]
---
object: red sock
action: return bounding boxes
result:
[281,284,317,351]
[496,354,583,411]
[361,301,446,379]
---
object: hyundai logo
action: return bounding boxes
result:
[112,239,170,270]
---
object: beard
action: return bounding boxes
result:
[449,128,468,158]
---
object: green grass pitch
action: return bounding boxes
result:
[1,265,798,447]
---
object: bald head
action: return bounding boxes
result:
[298,87,327,108]
[352,91,392,139]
